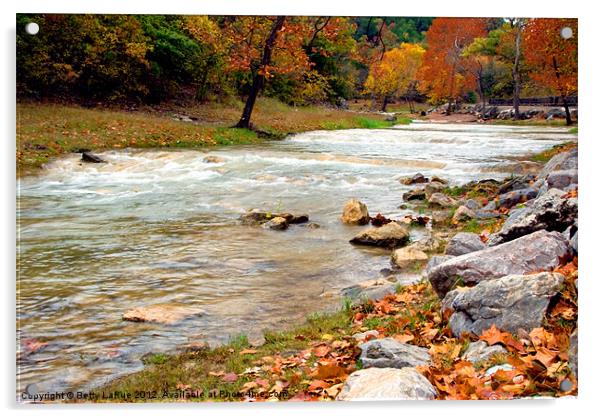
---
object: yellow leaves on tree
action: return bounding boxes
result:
[363,43,425,111]
[417,17,487,108]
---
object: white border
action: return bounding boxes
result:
[3,1,601,417]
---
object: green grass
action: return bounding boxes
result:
[529,141,577,164]
[489,118,577,127]
[94,308,355,402]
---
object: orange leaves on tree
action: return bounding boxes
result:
[417,17,487,105]
[523,18,578,99]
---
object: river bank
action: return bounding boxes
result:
[16,99,404,176]
[87,141,578,402]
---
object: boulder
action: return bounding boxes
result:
[462,341,508,364]
[392,246,429,269]
[203,155,225,164]
[546,108,566,119]
[425,255,455,276]
[262,216,288,230]
[452,206,476,223]
[488,188,578,246]
[359,338,431,368]
[240,211,308,226]
[336,367,437,401]
[279,213,309,224]
[402,189,427,201]
[424,181,446,198]
[428,193,457,208]
[81,151,106,163]
[495,188,538,210]
[341,199,370,225]
[428,230,570,298]
[444,232,486,257]
[538,149,577,180]
[498,174,536,194]
[400,173,428,185]
[350,222,410,248]
[464,199,482,211]
[546,169,578,190]
[430,176,448,185]
[442,272,565,336]
[341,278,397,301]
[407,235,444,253]
[123,304,204,325]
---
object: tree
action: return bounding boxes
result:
[523,18,577,125]
[417,17,487,113]
[507,18,527,120]
[363,43,425,111]
[235,16,287,129]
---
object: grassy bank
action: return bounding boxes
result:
[17,98,403,175]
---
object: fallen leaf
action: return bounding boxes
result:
[221,372,238,383]
[313,361,347,380]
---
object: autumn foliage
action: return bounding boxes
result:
[523,17,577,125]
[418,18,488,109]
[364,43,425,111]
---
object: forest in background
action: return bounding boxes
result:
[17,15,577,126]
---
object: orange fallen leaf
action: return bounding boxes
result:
[313,361,347,380]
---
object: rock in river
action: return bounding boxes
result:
[442,272,565,336]
[402,189,426,201]
[444,232,485,256]
[428,230,571,298]
[203,155,225,163]
[359,338,431,368]
[428,192,457,208]
[123,304,204,325]
[350,222,410,248]
[81,151,106,163]
[392,246,428,269]
[262,216,288,230]
[240,210,309,226]
[337,367,437,401]
[341,199,370,225]
[400,173,428,185]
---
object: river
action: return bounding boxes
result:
[16,122,576,393]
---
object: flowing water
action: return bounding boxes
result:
[16,122,576,393]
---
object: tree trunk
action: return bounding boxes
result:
[552,56,573,126]
[236,16,286,129]
[512,22,523,121]
[381,96,389,112]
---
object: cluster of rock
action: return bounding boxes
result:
[240,210,311,230]
[337,147,578,400]
[455,104,578,121]
[426,148,577,339]
[337,337,437,400]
